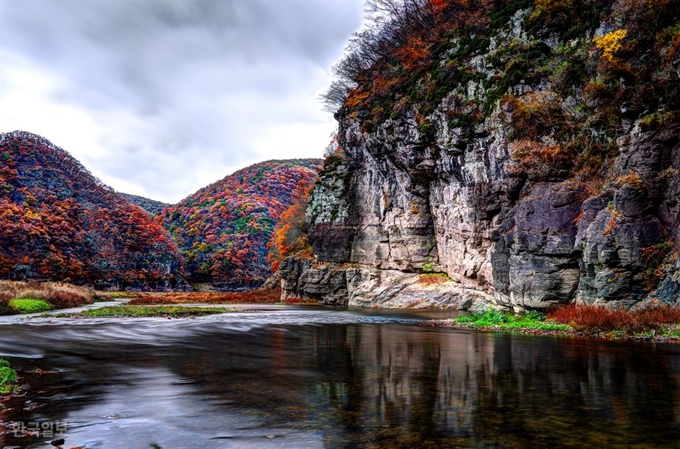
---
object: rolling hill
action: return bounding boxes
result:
[156,159,321,289]
[0,131,187,290]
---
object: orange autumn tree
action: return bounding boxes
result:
[267,179,317,272]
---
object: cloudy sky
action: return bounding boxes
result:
[0,0,363,203]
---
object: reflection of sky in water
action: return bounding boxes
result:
[1,307,680,448]
[61,368,323,449]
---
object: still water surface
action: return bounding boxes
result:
[1,306,680,448]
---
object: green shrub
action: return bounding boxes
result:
[9,298,52,314]
[456,309,506,326]
[456,309,570,331]
[0,359,17,394]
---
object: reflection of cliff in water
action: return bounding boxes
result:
[307,326,680,448]
[1,316,680,448]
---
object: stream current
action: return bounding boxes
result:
[1,305,680,448]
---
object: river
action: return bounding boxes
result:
[1,306,679,448]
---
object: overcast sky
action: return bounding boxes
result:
[0,0,363,203]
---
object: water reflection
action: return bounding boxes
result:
[0,308,679,448]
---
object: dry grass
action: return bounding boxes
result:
[281,297,319,305]
[129,287,281,305]
[0,281,96,313]
[548,303,680,333]
[418,273,450,285]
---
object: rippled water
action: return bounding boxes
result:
[1,306,680,448]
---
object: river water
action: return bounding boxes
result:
[1,306,680,448]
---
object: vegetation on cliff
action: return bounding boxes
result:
[0,131,185,290]
[267,178,317,271]
[325,0,680,175]
[157,160,321,286]
[0,359,17,394]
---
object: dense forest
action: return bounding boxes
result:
[0,131,320,291]
[0,131,186,290]
[156,159,321,288]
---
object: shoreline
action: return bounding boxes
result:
[424,319,680,344]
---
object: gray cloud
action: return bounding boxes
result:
[0,0,363,202]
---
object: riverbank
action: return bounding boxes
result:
[0,280,294,318]
[51,304,237,318]
[0,281,101,314]
[128,287,282,305]
[425,305,680,343]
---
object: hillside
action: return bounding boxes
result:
[157,159,321,289]
[281,0,680,310]
[121,193,170,216]
[0,131,187,290]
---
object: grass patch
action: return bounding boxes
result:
[55,305,235,318]
[456,309,571,332]
[9,298,51,314]
[0,359,17,394]
[130,287,281,305]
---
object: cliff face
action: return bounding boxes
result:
[282,1,680,310]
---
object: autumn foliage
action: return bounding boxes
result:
[267,179,316,271]
[324,0,680,180]
[120,193,170,216]
[548,303,680,333]
[0,131,185,290]
[157,160,321,287]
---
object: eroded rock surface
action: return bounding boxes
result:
[282,6,680,310]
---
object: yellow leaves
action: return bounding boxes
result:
[24,208,42,221]
[593,29,628,63]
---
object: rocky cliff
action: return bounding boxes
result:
[281,0,680,310]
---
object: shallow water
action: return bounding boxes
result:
[1,306,680,448]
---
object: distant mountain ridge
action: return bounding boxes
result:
[157,159,321,289]
[0,130,187,290]
[120,193,170,216]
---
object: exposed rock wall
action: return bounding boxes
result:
[286,119,679,310]
[283,5,680,310]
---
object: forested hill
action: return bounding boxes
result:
[121,193,170,217]
[0,131,187,290]
[157,159,321,289]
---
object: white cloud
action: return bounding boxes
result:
[0,0,363,203]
